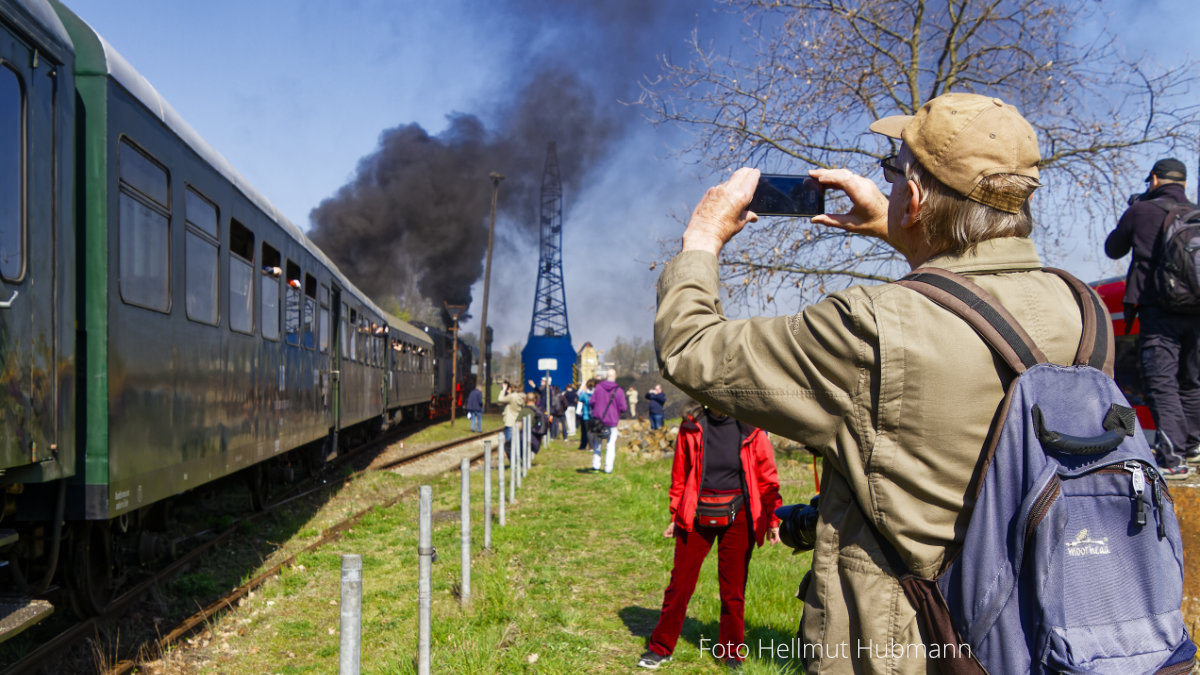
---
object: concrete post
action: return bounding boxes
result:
[483,440,492,549]
[514,423,523,491]
[339,554,362,675]
[460,458,471,605]
[524,415,532,476]
[418,486,432,675]
[498,436,507,526]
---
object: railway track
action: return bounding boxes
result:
[2,428,502,675]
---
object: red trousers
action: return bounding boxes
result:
[648,506,753,659]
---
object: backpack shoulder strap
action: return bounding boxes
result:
[898,267,1113,376]
[1041,268,1114,376]
[895,268,1047,374]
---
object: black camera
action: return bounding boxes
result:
[775,495,820,553]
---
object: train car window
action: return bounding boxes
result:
[348,308,358,361]
[229,219,254,334]
[304,274,317,350]
[0,65,22,281]
[372,325,382,367]
[184,187,219,325]
[355,314,364,362]
[185,188,218,238]
[318,284,330,353]
[357,315,367,364]
[118,139,170,312]
[231,218,258,331]
[340,303,349,359]
[284,260,301,346]
[261,243,280,341]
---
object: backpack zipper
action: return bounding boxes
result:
[1025,477,1060,544]
[1123,461,1147,526]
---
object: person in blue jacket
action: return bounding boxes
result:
[464,385,484,433]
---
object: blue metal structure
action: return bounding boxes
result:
[521,142,576,390]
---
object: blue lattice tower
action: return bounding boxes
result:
[521,142,576,391]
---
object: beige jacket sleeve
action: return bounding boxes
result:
[654,250,879,472]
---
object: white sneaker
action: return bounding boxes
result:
[638,651,672,669]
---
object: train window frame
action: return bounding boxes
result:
[261,242,281,341]
[340,302,349,359]
[303,274,317,350]
[318,284,329,354]
[0,63,25,282]
[284,259,301,346]
[117,138,171,313]
[348,308,358,362]
[183,186,219,326]
[229,219,254,335]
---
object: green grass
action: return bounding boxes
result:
[183,430,821,673]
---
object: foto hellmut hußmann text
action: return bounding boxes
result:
[700,637,972,661]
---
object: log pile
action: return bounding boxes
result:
[618,417,678,459]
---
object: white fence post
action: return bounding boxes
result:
[418,486,432,675]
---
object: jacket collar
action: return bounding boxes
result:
[1144,183,1189,203]
[917,236,1042,275]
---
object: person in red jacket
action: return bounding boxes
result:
[638,406,782,671]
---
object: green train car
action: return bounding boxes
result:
[0,0,446,637]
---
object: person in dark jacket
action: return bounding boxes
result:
[525,393,548,455]
[637,406,781,671]
[1105,158,1198,477]
[563,384,579,438]
[645,384,667,430]
[464,386,484,433]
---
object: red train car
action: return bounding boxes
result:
[1091,276,1155,437]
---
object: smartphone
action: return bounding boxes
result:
[747,174,825,217]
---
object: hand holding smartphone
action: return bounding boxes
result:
[747,174,825,217]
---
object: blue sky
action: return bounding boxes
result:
[60,0,1199,360]
[64,0,725,359]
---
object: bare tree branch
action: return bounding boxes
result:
[639,0,1200,307]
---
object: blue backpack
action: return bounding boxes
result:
[888,267,1195,674]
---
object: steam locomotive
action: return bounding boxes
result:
[0,0,473,637]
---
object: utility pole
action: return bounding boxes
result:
[445,302,466,426]
[479,172,504,409]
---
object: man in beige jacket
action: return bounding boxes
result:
[498,380,527,461]
[655,93,1087,673]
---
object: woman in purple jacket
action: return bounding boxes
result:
[589,368,628,473]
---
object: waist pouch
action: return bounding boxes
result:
[695,492,744,528]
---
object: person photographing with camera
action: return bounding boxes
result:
[1105,158,1198,478]
[638,406,781,671]
[655,93,1092,673]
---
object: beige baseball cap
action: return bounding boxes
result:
[869,92,1041,213]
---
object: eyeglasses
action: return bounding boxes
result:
[879,154,906,183]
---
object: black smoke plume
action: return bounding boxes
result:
[308,1,709,326]
[308,66,618,324]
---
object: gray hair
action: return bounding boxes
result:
[906,160,1036,256]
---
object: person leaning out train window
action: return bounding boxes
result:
[638,405,782,671]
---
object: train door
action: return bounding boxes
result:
[0,24,59,472]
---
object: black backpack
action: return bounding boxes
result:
[1151,199,1200,313]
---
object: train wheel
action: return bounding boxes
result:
[247,464,269,512]
[66,521,114,617]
